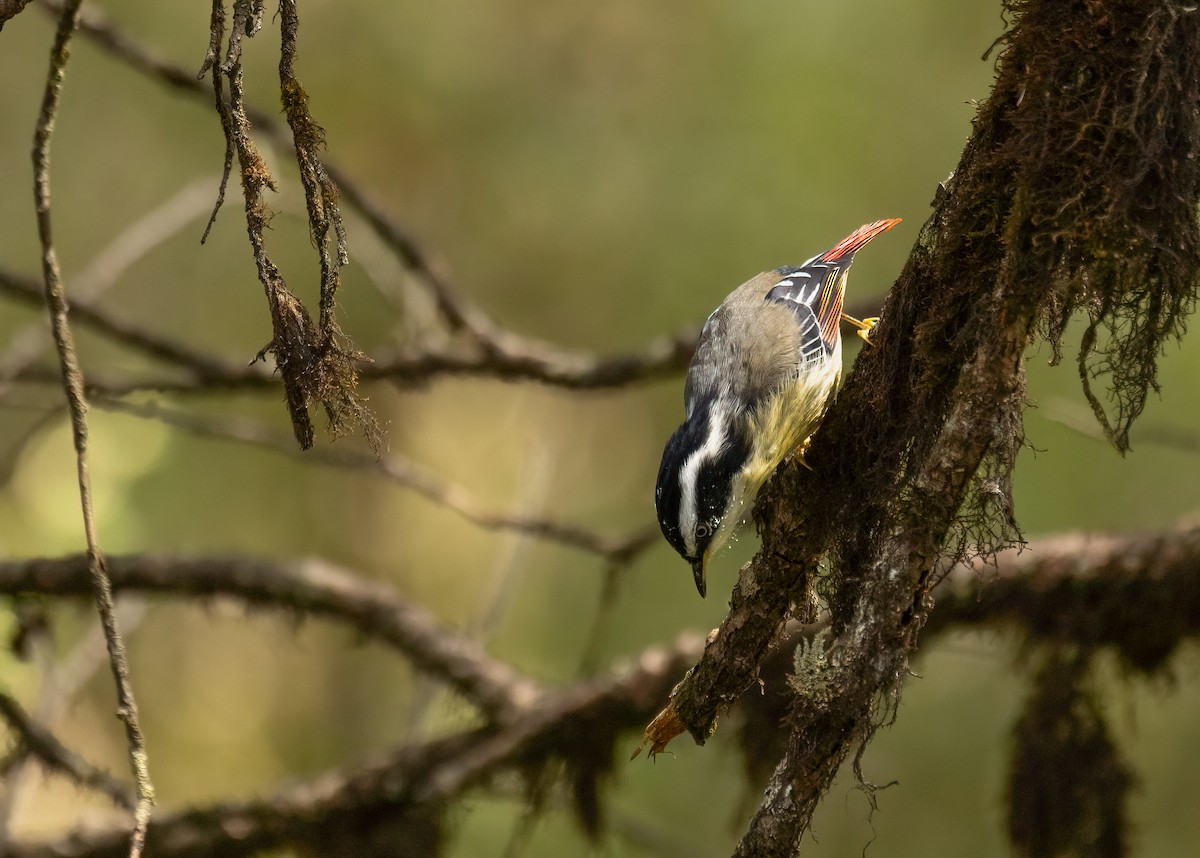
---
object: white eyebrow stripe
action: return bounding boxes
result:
[678,407,726,558]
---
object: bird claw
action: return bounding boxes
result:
[788,436,814,470]
[856,316,880,346]
[841,312,880,346]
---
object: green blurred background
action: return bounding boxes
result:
[1,1,1197,855]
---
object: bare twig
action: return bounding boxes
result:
[96,398,657,561]
[3,519,1198,856]
[0,694,136,811]
[196,0,232,243]
[37,0,700,381]
[277,0,344,337]
[275,0,381,446]
[0,553,545,724]
[1,631,705,858]
[42,0,497,340]
[0,267,253,382]
[204,0,316,448]
[5,331,698,394]
[30,0,153,852]
[0,600,147,835]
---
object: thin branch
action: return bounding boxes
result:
[30,0,153,853]
[0,553,545,724]
[0,694,135,811]
[40,0,906,393]
[0,600,148,836]
[96,398,657,562]
[0,631,705,858]
[5,331,698,394]
[29,0,887,403]
[2,520,1197,855]
[0,267,254,382]
[277,0,344,337]
[197,0,233,244]
[207,0,316,448]
[0,175,216,397]
[47,0,498,341]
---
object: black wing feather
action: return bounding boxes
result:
[765,265,844,361]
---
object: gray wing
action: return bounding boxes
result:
[682,307,725,417]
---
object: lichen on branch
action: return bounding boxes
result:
[198,0,381,451]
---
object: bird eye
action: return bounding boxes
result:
[695,523,710,539]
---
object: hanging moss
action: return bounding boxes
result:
[1008,651,1132,858]
[1007,1,1200,452]
[787,0,1200,624]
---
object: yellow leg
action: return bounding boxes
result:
[841,313,880,346]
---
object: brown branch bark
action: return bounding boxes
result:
[2,522,1197,855]
[0,693,136,812]
[1,632,705,858]
[0,554,545,724]
[0,0,32,29]
[933,519,1200,672]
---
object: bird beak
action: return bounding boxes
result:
[691,558,707,598]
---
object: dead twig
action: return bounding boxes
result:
[30,0,154,852]
[0,631,704,858]
[0,553,545,724]
[96,398,657,562]
[0,693,136,811]
[0,267,253,382]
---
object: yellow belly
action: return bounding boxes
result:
[707,358,842,559]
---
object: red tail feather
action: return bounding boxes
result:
[819,218,902,262]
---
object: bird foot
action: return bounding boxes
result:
[841,312,880,346]
[788,436,814,470]
[856,317,880,346]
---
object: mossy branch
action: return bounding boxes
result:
[198,0,380,451]
[631,2,1200,853]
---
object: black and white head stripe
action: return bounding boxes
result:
[677,404,729,557]
[655,398,750,563]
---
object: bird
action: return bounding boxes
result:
[655,218,901,598]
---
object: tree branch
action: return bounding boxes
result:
[0,267,253,382]
[3,518,1198,856]
[0,693,136,812]
[30,1,154,852]
[627,2,1200,853]
[94,398,657,561]
[0,553,545,725]
[933,519,1200,672]
[1,632,705,858]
